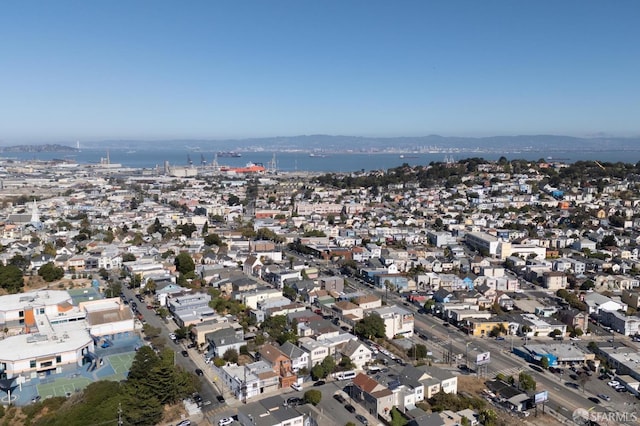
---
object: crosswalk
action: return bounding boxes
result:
[490,366,523,378]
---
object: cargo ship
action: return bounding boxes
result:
[217,151,242,157]
[220,162,265,173]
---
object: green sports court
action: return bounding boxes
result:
[37,376,92,399]
[105,352,135,381]
[36,352,135,398]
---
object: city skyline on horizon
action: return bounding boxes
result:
[1,1,638,142]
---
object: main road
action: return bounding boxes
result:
[345,275,637,423]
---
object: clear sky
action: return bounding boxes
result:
[1,0,639,142]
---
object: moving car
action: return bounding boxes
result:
[597,393,611,401]
[218,418,234,426]
[333,394,346,404]
[313,380,325,387]
[216,395,226,403]
[181,350,189,357]
[195,368,203,376]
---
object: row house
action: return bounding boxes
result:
[598,310,640,336]
[258,343,297,388]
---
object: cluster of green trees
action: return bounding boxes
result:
[0,263,23,293]
[28,346,196,425]
[310,355,336,380]
[260,315,297,345]
[38,262,64,282]
[354,314,386,340]
[556,289,588,311]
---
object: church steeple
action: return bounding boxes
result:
[30,199,40,224]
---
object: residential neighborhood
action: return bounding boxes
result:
[1,157,640,425]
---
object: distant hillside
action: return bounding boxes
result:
[0,144,77,153]
[3,135,640,154]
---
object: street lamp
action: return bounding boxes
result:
[465,342,472,369]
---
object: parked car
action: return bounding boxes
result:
[195,368,203,376]
[176,420,191,426]
[216,395,226,403]
[313,380,325,387]
[345,404,356,413]
[181,350,189,357]
[355,414,368,425]
[285,397,303,406]
[291,383,302,391]
[333,394,346,404]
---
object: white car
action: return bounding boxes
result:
[169,333,177,340]
[608,380,620,387]
[291,383,302,391]
[218,418,234,426]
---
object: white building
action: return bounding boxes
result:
[371,306,414,339]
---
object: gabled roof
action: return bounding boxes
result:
[353,372,386,394]
[341,339,370,358]
[279,341,306,360]
[259,343,289,364]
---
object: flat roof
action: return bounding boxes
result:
[0,290,71,312]
[0,325,92,362]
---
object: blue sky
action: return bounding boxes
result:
[1,0,638,142]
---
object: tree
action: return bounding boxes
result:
[354,314,386,340]
[518,371,536,391]
[38,262,64,282]
[228,194,240,206]
[144,278,157,294]
[423,299,436,312]
[478,409,498,426]
[339,355,356,371]
[407,344,428,360]
[174,252,195,275]
[122,252,137,262]
[303,389,322,405]
[204,233,223,247]
[8,254,30,272]
[321,355,336,376]
[311,364,325,380]
[223,348,239,364]
[0,264,24,293]
[540,356,549,370]
[390,407,408,426]
[549,329,562,337]
[282,284,297,301]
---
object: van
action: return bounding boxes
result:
[336,370,356,380]
[367,366,382,374]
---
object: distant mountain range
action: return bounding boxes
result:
[2,135,640,154]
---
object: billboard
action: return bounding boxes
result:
[476,352,490,365]
[534,391,549,404]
